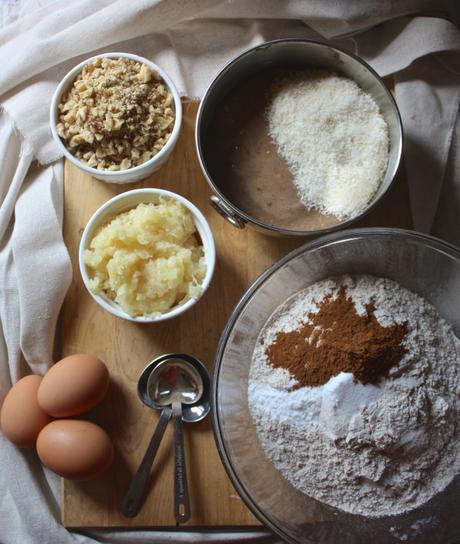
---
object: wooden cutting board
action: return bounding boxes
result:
[60,100,412,528]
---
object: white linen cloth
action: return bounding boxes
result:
[0,1,459,543]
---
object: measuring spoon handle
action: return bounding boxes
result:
[121,406,172,517]
[173,401,190,523]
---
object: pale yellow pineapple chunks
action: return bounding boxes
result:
[84,198,206,317]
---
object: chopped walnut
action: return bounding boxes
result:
[56,57,175,171]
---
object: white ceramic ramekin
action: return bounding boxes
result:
[50,52,182,184]
[79,189,216,323]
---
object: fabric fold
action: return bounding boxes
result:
[0,2,459,543]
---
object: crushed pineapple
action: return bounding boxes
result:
[84,197,206,317]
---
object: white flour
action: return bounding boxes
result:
[248,275,460,517]
[266,70,389,221]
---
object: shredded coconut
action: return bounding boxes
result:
[266,70,389,220]
[248,275,460,517]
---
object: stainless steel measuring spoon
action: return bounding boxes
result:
[121,353,210,519]
[149,357,203,523]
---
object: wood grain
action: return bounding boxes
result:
[60,100,412,529]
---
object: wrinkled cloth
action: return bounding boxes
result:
[0,1,459,544]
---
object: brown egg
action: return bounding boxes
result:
[1,375,52,448]
[37,354,109,417]
[36,419,114,480]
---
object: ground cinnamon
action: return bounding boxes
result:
[266,287,408,388]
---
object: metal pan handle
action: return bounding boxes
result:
[209,196,246,229]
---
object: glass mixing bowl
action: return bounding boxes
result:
[212,228,460,544]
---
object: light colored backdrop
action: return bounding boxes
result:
[0,2,459,543]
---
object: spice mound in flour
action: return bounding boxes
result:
[248,275,460,518]
[266,287,408,388]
